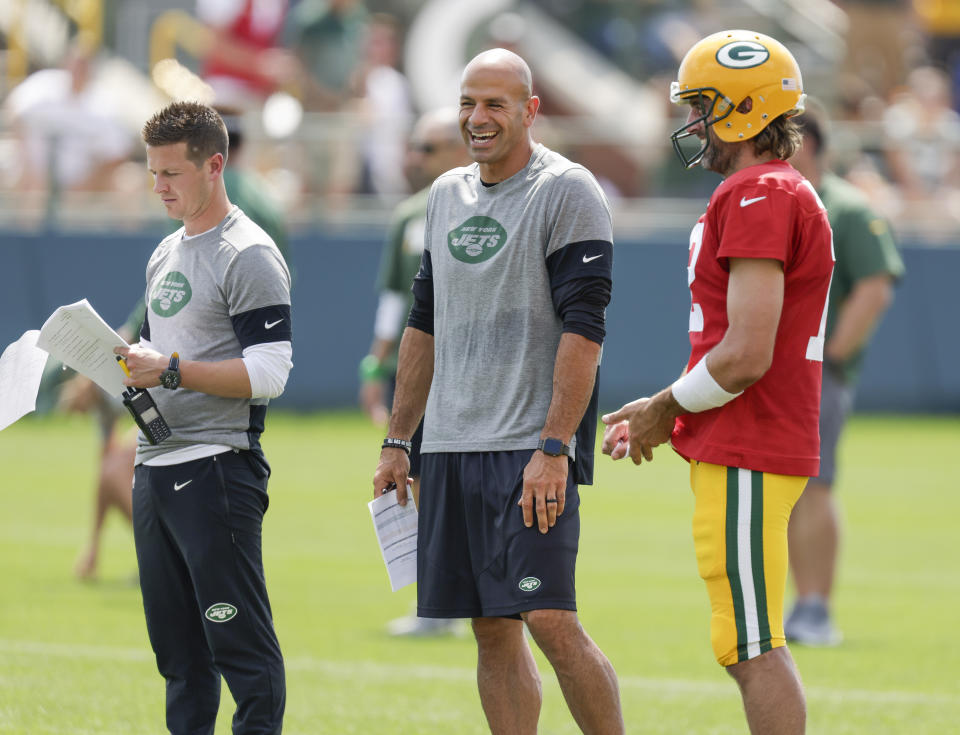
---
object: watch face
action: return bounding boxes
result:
[541,438,564,456]
[161,370,181,389]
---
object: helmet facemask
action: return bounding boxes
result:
[669,86,736,169]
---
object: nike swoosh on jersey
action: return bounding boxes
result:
[264,319,283,329]
[582,254,604,263]
[174,480,193,491]
[740,196,767,207]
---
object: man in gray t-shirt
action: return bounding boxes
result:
[118,102,290,735]
[373,49,624,734]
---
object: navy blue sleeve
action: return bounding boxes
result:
[406,250,434,335]
[545,240,613,345]
[231,304,292,349]
[140,310,151,342]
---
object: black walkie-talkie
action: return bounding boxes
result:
[116,356,171,445]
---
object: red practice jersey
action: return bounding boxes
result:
[671,159,835,477]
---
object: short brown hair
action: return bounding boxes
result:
[751,114,802,160]
[142,101,228,167]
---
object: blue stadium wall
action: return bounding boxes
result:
[2,228,957,413]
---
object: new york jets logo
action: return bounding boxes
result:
[150,271,192,317]
[448,216,508,263]
[204,603,238,623]
[519,576,541,592]
[716,41,770,69]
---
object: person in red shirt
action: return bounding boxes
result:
[602,30,833,735]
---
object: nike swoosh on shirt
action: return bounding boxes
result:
[174,480,193,492]
[582,254,604,263]
[740,196,767,207]
[264,319,283,329]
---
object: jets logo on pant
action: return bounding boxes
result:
[205,602,238,623]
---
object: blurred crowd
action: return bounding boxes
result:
[1,0,959,239]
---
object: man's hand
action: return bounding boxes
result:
[520,450,568,534]
[114,344,167,388]
[373,447,412,506]
[601,390,679,465]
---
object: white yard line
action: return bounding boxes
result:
[1,638,957,707]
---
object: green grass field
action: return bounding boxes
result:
[1,412,958,734]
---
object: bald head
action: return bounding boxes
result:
[461,48,533,100]
[458,47,539,182]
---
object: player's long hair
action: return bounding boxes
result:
[752,114,802,160]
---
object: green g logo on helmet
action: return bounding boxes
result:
[150,271,192,317]
[448,216,508,264]
[716,41,770,69]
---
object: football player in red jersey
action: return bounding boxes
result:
[602,30,834,734]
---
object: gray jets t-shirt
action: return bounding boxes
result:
[421,144,612,455]
[136,206,292,464]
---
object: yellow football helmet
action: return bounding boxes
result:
[669,30,806,168]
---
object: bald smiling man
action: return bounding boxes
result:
[372,49,625,734]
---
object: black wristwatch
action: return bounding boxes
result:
[537,437,569,457]
[159,352,181,390]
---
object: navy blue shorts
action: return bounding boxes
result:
[417,450,580,619]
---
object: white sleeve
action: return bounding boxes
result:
[242,341,293,399]
[373,290,409,342]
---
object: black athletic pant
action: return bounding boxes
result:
[133,450,285,735]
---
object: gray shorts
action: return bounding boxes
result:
[814,367,855,486]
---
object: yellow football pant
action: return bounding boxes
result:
[690,460,807,666]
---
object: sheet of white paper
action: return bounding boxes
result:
[36,299,129,396]
[0,330,48,431]
[368,489,418,592]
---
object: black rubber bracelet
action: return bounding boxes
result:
[381,437,412,456]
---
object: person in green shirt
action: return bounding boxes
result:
[786,101,905,646]
[359,107,470,636]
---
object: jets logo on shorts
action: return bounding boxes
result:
[204,602,238,623]
[519,576,541,592]
[448,216,508,263]
[716,41,770,69]
[150,271,192,317]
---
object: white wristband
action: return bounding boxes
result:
[671,356,742,413]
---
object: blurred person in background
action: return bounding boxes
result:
[66,303,145,580]
[283,0,369,199]
[217,107,290,260]
[284,0,368,111]
[914,0,960,111]
[786,102,905,647]
[3,34,133,194]
[603,30,832,734]
[359,106,471,637]
[196,0,298,110]
[373,48,624,734]
[882,65,960,211]
[352,12,415,200]
[840,0,918,102]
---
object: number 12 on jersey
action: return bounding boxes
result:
[687,219,835,362]
[687,222,705,333]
